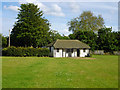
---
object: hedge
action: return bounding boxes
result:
[2,46,50,57]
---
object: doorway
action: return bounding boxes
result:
[67,49,71,57]
[68,51,71,57]
[77,49,80,57]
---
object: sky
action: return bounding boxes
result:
[0,0,119,36]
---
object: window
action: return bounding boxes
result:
[57,48,59,52]
[83,49,86,52]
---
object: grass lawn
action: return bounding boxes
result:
[2,55,118,88]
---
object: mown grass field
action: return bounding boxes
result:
[2,55,118,88]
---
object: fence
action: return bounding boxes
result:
[91,50,120,55]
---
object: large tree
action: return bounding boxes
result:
[69,30,98,51]
[68,11,104,32]
[11,3,50,47]
[48,30,70,44]
[97,27,118,52]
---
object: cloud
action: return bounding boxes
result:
[69,2,80,13]
[59,28,71,36]
[18,0,35,4]
[69,2,118,13]
[46,4,65,17]
[106,26,118,32]
[81,3,117,11]
[4,5,19,12]
[92,4,117,11]
[37,2,49,12]
[112,26,118,32]
[19,0,65,17]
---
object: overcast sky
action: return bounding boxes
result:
[0,0,119,36]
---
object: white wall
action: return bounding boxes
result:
[53,48,89,57]
[54,49,62,57]
[74,49,77,57]
[66,52,68,57]
[63,49,77,57]
[63,49,66,57]
[80,49,89,57]
[71,49,77,57]
[71,50,74,57]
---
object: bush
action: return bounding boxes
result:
[2,46,50,57]
[3,46,17,56]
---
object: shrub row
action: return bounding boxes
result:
[2,46,50,57]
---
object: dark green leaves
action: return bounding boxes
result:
[11,3,50,47]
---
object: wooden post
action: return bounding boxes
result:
[8,30,10,47]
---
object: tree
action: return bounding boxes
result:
[0,34,7,48]
[48,30,70,44]
[48,30,62,43]
[68,11,104,33]
[117,32,120,50]
[11,3,50,47]
[97,27,118,52]
[60,34,70,40]
[69,30,97,51]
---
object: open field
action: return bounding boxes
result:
[2,55,118,88]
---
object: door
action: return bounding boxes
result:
[67,49,71,57]
[68,51,71,57]
[77,49,80,57]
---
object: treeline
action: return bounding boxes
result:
[69,28,120,52]
[1,27,119,53]
[1,3,119,54]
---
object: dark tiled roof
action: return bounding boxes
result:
[47,39,90,49]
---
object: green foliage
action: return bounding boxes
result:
[68,11,104,32]
[97,27,119,52]
[11,3,50,47]
[69,27,119,52]
[37,48,50,57]
[0,34,1,48]
[117,32,120,50]
[60,34,70,40]
[48,30,70,44]
[69,30,97,51]
[2,46,49,57]
[0,34,7,48]
[48,30,62,43]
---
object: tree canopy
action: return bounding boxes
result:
[0,34,7,48]
[68,11,104,32]
[69,27,119,52]
[11,3,50,47]
[69,30,97,51]
[97,27,119,52]
[48,30,70,44]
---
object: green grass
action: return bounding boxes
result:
[2,55,118,88]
